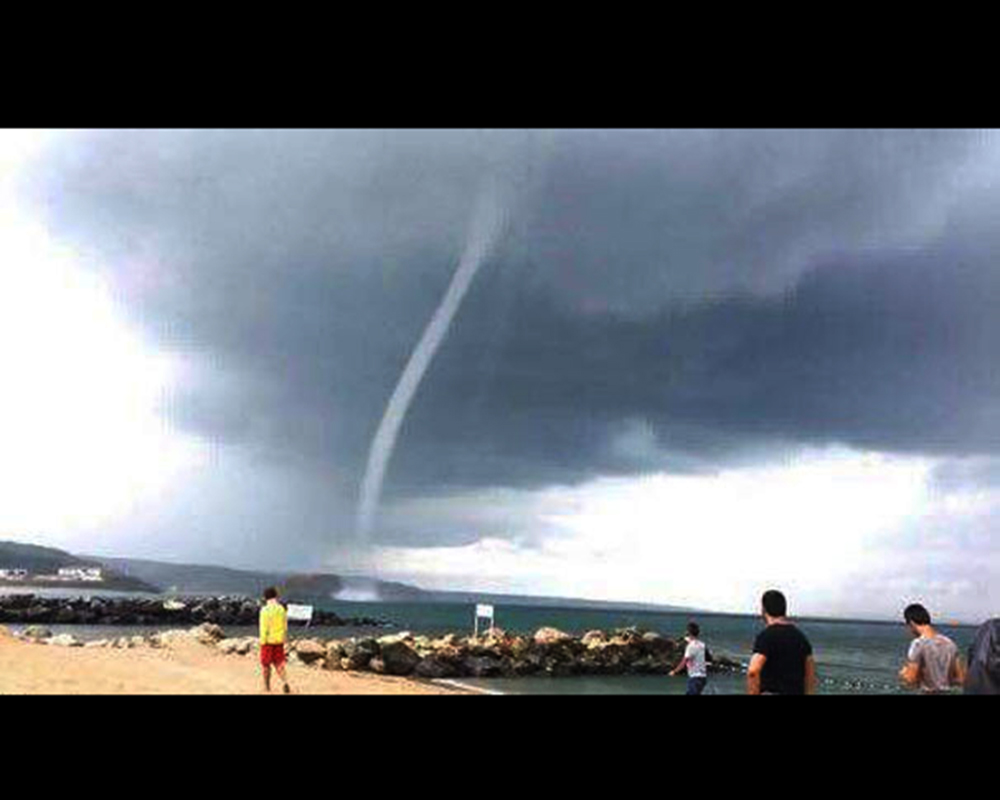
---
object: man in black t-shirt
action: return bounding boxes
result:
[747,589,816,695]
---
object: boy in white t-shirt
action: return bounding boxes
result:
[670,621,708,694]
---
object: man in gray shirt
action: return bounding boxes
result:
[899,603,965,693]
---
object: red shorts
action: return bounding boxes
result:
[260,643,286,667]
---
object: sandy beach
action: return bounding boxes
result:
[0,627,474,695]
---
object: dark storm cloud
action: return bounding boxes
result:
[21,129,1000,521]
[385,241,1000,494]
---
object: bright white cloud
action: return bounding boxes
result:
[364,446,966,617]
[0,130,207,542]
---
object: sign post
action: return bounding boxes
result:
[287,604,314,628]
[474,603,494,637]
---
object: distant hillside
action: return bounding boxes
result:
[0,541,160,593]
[0,540,98,572]
[85,556,343,602]
[326,574,697,613]
[89,556,291,597]
[21,545,698,614]
[397,588,699,614]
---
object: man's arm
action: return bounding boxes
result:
[747,653,766,695]
[804,655,817,695]
[669,655,690,676]
[898,660,920,687]
[899,639,921,688]
[950,654,967,687]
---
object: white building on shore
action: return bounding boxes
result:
[56,567,103,582]
[0,568,28,580]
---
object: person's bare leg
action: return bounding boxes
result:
[262,663,272,692]
[275,663,291,693]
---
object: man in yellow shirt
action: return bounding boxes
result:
[259,586,292,694]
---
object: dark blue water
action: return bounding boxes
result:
[3,591,979,694]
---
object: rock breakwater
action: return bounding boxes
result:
[0,594,389,628]
[228,625,744,678]
[12,621,745,680]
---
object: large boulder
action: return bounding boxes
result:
[413,655,460,679]
[432,633,460,649]
[341,638,379,670]
[217,638,244,655]
[291,639,327,666]
[594,648,628,674]
[480,628,519,657]
[49,634,83,647]
[189,623,226,645]
[377,631,414,647]
[461,656,503,678]
[510,653,543,676]
[533,627,573,646]
[239,638,258,655]
[1,594,34,610]
[708,654,743,674]
[582,630,607,646]
[575,653,605,675]
[24,606,53,623]
[379,641,422,676]
[323,646,344,670]
[609,627,645,645]
[640,633,677,656]
[325,640,345,658]
[629,655,664,674]
[22,625,52,640]
[544,660,575,677]
[54,607,80,624]
[481,627,508,642]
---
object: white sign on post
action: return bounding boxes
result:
[287,604,314,624]
[474,603,494,637]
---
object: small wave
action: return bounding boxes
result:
[432,679,505,695]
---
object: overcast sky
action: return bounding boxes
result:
[2,129,999,621]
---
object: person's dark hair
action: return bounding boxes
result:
[761,589,787,618]
[687,622,700,638]
[903,603,931,626]
[263,586,278,600]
